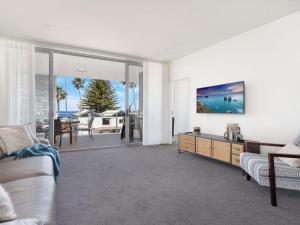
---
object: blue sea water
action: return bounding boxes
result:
[197,93,244,113]
[58,111,78,118]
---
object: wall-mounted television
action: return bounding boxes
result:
[196,81,245,114]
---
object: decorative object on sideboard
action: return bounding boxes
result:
[232,126,244,142]
[224,123,242,141]
[193,127,201,135]
[196,81,245,114]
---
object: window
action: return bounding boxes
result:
[119,119,124,124]
[102,118,110,125]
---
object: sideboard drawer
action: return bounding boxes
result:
[232,144,244,155]
[179,142,195,153]
[179,135,195,143]
[231,154,240,166]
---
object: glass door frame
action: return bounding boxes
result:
[124,63,143,145]
[34,48,55,145]
[125,63,129,144]
[35,47,143,147]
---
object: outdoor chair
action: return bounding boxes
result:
[36,120,49,139]
[240,141,300,207]
[54,118,69,147]
[77,114,95,140]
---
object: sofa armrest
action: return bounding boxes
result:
[0,218,42,225]
[268,153,300,178]
[246,141,285,148]
[268,153,300,159]
[38,138,50,145]
[268,152,300,206]
[268,152,300,181]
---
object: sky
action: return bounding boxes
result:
[56,76,139,112]
[197,81,244,97]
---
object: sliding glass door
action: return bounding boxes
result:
[125,64,143,144]
[35,47,143,148]
[52,53,127,150]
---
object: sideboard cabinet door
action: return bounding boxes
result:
[212,140,231,163]
[196,138,212,157]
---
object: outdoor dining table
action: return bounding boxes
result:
[61,119,80,144]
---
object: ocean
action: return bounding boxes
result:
[197,93,244,113]
[58,111,78,118]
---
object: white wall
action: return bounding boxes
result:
[172,79,190,135]
[169,12,300,147]
[143,62,170,145]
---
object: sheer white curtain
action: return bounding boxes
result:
[0,39,36,126]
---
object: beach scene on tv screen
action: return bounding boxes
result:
[196,81,244,114]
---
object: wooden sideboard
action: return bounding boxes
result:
[178,134,196,153]
[178,133,260,167]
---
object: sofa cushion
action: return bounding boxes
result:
[0,218,42,225]
[0,156,53,183]
[0,185,17,222]
[0,125,50,148]
[0,126,34,155]
[293,134,300,147]
[0,139,5,154]
[277,143,300,167]
[37,138,50,145]
[2,176,55,225]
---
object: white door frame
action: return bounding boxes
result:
[171,78,191,136]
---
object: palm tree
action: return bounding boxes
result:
[56,85,68,112]
[64,77,68,111]
[72,77,85,100]
[72,77,85,110]
[121,81,137,111]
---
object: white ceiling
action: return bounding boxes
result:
[36,52,141,82]
[1,0,300,61]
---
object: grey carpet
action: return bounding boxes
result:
[56,144,300,225]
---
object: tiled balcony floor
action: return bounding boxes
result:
[58,133,124,151]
